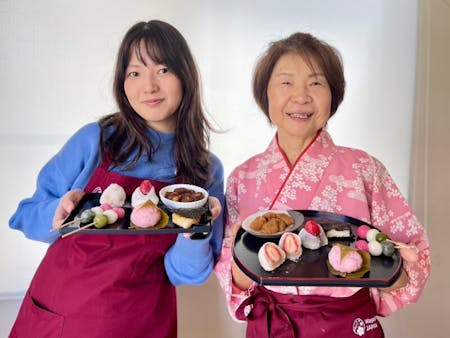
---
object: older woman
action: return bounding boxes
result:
[214,32,430,338]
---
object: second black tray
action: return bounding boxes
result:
[233,210,402,287]
[59,193,211,235]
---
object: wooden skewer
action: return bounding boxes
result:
[61,222,95,238]
[50,218,83,232]
[385,239,415,249]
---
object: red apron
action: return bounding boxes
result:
[236,286,384,338]
[10,158,178,338]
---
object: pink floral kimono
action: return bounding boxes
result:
[214,130,430,337]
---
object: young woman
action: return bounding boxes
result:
[9,20,224,338]
[214,32,430,338]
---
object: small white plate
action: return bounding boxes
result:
[242,210,304,238]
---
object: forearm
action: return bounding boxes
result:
[164,233,214,286]
[9,198,60,243]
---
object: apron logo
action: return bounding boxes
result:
[352,318,365,336]
[353,316,379,336]
[92,186,103,193]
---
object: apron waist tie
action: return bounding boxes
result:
[236,286,371,338]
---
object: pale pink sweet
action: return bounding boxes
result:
[279,232,302,260]
[258,242,286,271]
[101,203,112,211]
[328,245,363,273]
[130,202,161,228]
[112,207,125,219]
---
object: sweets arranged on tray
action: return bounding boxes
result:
[59,182,211,236]
[250,211,405,279]
[235,210,405,286]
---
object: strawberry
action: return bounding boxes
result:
[305,220,320,236]
[139,180,152,194]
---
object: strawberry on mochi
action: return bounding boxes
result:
[299,220,328,250]
[131,180,159,208]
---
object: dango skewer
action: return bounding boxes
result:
[51,209,96,232]
[384,239,415,249]
[61,209,122,238]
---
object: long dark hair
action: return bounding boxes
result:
[253,32,345,121]
[99,20,212,187]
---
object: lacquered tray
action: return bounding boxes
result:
[59,193,211,235]
[233,210,402,287]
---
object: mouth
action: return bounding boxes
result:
[287,112,313,119]
[143,98,164,106]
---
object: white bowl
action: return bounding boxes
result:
[159,184,209,210]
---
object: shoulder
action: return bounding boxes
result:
[73,122,101,138]
[209,152,223,168]
[208,152,224,179]
[334,143,380,164]
[57,122,101,159]
[65,122,101,143]
[230,148,271,177]
[333,144,389,181]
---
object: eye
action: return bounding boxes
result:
[157,67,169,74]
[309,80,323,86]
[127,71,139,78]
[281,81,291,86]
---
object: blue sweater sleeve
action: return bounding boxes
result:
[164,153,225,285]
[9,123,101,243]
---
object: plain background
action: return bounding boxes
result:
[1,0,448,337]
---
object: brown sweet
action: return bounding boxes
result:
[250,212,294,234]
[164,188,204,202]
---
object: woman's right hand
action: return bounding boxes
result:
[52,189,85,229]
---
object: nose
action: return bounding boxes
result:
[144,73,159,93]
[291,85,311,104]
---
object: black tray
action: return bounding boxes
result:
[59,193,211,235]
[233,210,402,287]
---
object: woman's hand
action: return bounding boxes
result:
[379,245,418,292]
[208,196,222,221]
[52,189,85,229]
[183,196,222,239]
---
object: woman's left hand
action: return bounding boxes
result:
[379,245,418,292]
[208,196,222,221]
[53,189,85,229]
[183,196,222,239]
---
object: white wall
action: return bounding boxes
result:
[0,0,419,336]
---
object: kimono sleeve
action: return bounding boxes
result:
[365,157,431,316]
[213,171,252,322]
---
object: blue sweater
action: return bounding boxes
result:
[9,122,225,286]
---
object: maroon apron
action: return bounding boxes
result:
[236,286,384,338]
[10,158,177,338]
